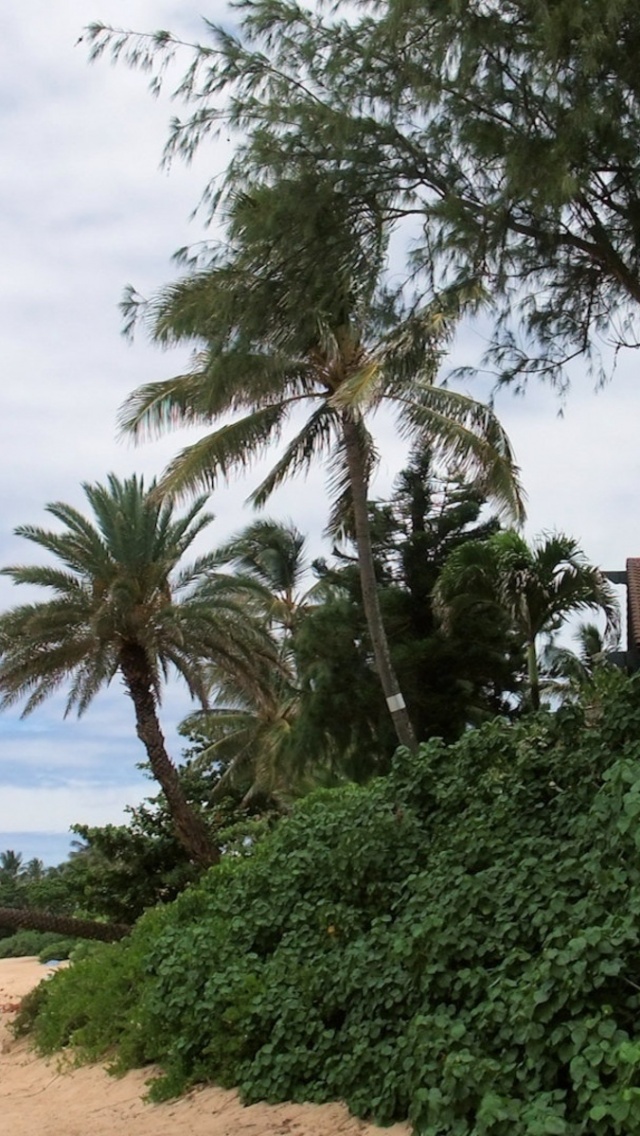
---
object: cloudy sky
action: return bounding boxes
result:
[2,2,639,865]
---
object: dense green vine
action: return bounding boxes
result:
[21,670,640,1134]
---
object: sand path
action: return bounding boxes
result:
[0,957,410,1136]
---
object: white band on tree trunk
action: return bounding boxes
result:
[386,693,406,712]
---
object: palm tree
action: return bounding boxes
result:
[188,519,315,802]
[0,473,276,865]
[434,531,620,710]
[22,857,45,882]
[217,518,316,637]
[120,176,525,751]
[540,622,612,702]
[0,849,23,879]
[184,659,300,806]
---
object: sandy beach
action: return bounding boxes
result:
[0,957,410,1136]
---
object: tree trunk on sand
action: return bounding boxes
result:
[119,643,220,868]
[0,907,130,943]
[341,413,418,753]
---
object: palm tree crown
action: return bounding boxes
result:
[119,177,525,749]
[434,530,620,710]
[0,473,274,864]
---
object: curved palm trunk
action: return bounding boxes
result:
[0,906,129,943]
[341,414,418,753]
[119,643,219,867]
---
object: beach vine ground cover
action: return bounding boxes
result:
[18,670,640,1134]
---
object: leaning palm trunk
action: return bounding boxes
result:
[0,906,130,943]
[341,413,418,753]
[118,643,219,867]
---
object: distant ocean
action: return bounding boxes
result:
[0,832,74,867]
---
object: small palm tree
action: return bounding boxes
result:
[540,622,612,702]
[0,474,276,865]
[185,657,300,805]
[217,518,316,636]
[22,857,45,882]
[434,531,620,710]
[120,176,525,751]
[0,849,23,879]
[190,519,316,802]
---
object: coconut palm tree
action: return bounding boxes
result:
[184,657,300,806]
[434,531,620,711]
[0,474,276,865]
[120,176,525,751]
[216,518,317,637]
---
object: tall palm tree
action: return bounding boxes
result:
[434,531,620,710]
[120,177,525,751]
[0,474,276,865]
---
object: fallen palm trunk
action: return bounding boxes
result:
[0,907,130,943]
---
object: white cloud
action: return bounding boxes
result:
[0,781,147,833]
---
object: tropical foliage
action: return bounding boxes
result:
[21,669,640,1135]
[434,531,620,710]
[118,177,524,751]
[0,473,276,864]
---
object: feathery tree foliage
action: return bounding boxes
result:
[0,473,276,866]
[0,850,23,880]
[216,518,318,637]
[434,531,620,711]
[87,1,640,389]
[119,177,524,752]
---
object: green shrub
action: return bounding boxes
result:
[0,930,71,959]
[25,672,640,1133]
[37,938,78,963]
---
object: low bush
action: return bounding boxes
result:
[0,930,72,959]
[25,672,640,1133]
[37,938,78,963]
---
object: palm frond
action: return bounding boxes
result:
[119,372,218,440]
[0,565,86,595]
[391,382,526,524]
[248,403,337,508]
[326,421,378,538]
[157,401,295,501]
[328,353,386,413]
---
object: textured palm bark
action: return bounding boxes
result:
[118,643,220,867]
[527,640,541,711]
[0,906,130,942]
[341,414,418,753]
